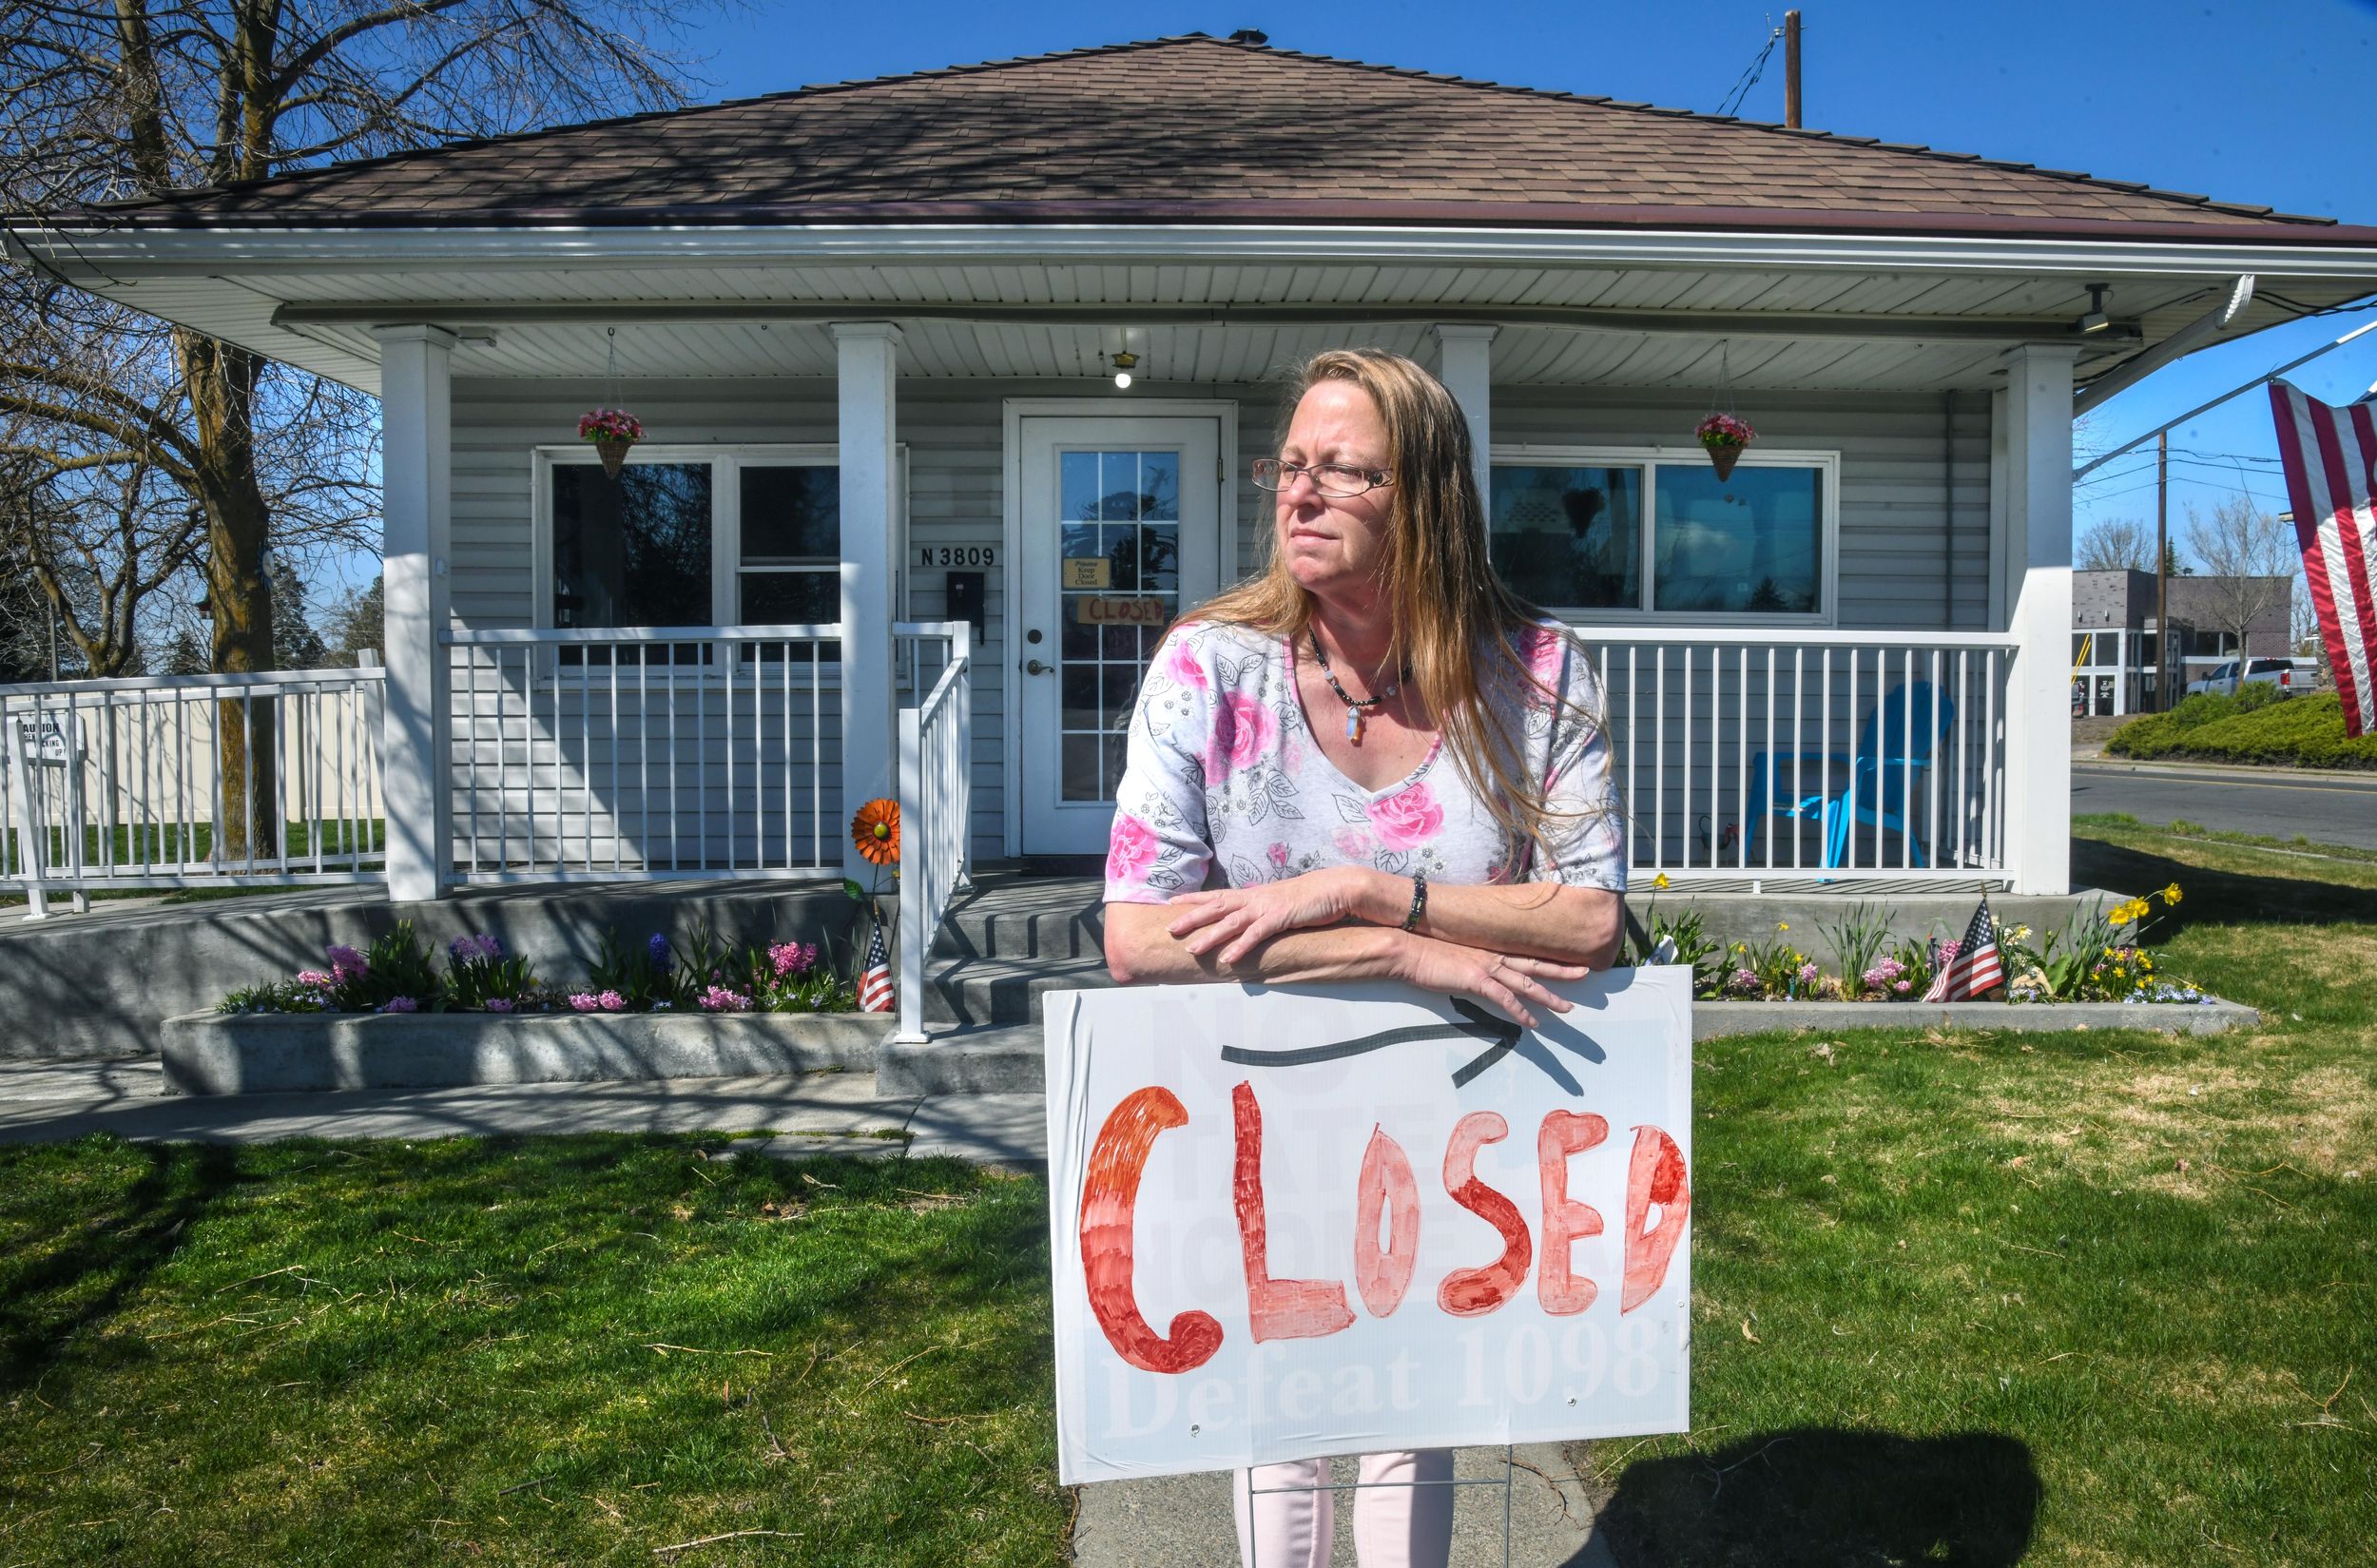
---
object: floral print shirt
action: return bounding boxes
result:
[1104,618,1627,902]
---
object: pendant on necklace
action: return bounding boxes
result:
[1346,707,1364,743]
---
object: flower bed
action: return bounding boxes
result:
[219,921,855,1017]
[1623,885,2222,1008]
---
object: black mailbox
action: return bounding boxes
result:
[945,571,987,640]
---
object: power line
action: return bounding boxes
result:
[1714,22,1785,117]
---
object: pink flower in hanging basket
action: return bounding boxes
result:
[578,408,644,443]
[1695,412,1756,449]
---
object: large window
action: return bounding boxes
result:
[1490,452,1834,619]
[542,447,877,661]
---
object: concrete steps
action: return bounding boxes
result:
[891,874,1111,1094]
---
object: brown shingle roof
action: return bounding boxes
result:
[80,35,2362,239]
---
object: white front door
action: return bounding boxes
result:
[1017,416,1225,855]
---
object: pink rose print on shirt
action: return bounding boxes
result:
[1206,691,1278,781]
[1167,637,1209,691]
[1523,624,1565,700]
[1332,825,1372,861]
[1369,782,1444,850]
[1107,813,1160,888]
[1266,842,1290,870]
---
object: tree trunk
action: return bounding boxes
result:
[184,328,278,860]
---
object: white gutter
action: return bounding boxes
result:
[13,222,2377,284]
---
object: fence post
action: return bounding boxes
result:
[894,700,927,1044]
[8,719,49,921]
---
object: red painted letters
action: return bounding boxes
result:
[1354,1124,1421,1318]
[1536,1110,1611,1315]
[1438,1111,1533,1317]
[1232,1081,1357,1342]
[1620,1125,1692,1313]
[1079,1087,1225,1373]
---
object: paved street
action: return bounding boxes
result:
[2071,762,2377,850]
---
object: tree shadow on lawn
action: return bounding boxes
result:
[2076,836,2377,927]
[1598,1426,2039,1567]
[0,1138,254,1394]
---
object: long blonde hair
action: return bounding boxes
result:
[1192,348,1598,866]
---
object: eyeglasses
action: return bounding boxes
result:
[1251,457,1393,498]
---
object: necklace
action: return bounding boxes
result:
[1310,632,1410,744]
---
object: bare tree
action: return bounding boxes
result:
[2181,494,2299,660]
[2077,516,2154,571]
[0,0,714,850]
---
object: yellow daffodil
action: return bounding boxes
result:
[1653,872,1671,890]
[2163,882,2183,904]
[1778,922,1789,933]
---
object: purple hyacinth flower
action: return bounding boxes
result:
[648,933,669,964]
[381,996,418,1014]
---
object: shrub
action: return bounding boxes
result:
[2108,691,2377,769]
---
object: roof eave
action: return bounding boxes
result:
[51,196,2377,245]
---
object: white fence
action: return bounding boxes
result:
[1575,629,2017,886]
[894,623,973,1043]
[3,667,387,916]
[440,622,968,887]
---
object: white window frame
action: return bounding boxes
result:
[530,441,908,680]
[1489,444,1842,627]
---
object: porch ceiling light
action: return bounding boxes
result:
[1111,351,1138,389]
[2076,283,2112,335]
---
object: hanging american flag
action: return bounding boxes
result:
[857,916,896,1014]
[1923,897,2004,1002]
[2268,380,2377,737]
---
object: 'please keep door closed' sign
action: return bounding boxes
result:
[1044,968,1694,1485]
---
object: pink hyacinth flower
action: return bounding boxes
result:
[296,969,334,990]
[598,990,628,1013]
[568,993,601,1013]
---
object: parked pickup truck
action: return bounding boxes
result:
[2185,657,2300,698]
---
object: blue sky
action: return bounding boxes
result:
[647,0,2377,564]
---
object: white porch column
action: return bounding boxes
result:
[2000,344,2078,896]
[1434,324,1498,508]
[375,325,454,903]
[833,322,901,881]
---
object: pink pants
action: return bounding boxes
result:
[1232,1448,1454,1568]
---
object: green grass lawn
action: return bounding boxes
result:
[2,817,2371,1564]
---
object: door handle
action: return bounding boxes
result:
[1024,659,1053,675]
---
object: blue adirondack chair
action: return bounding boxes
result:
[1745,682,1953,868]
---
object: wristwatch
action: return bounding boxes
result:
[1400,870,1428,932]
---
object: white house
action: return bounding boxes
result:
[11,35,2377,941]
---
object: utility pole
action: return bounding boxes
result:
[1785,10,1803,127]
[2154,430,2169,710]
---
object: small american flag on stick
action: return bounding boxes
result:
[1923,897,2004,1003]
[858,916,896,1014]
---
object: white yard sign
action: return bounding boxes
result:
[1045,968,1694,1485]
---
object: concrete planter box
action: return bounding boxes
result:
[1691,997,2257,1038]
[160,1009,891,1095]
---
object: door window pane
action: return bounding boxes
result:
[1490,466,1642,610]
[552,462,712,629]
[1054,448,1183,802]
[1652,464,1823,615]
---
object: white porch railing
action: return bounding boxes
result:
[1574,628,2018,887]
[443,624,849,882]
[893,622,973,1043]
[3,667,387,917]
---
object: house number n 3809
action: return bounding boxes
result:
[918,546,997,568]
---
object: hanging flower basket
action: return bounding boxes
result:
[1696,412,1756,481]
[578,408,645,480]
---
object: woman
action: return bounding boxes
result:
[1102,348,1627,1568]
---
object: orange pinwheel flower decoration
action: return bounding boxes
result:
[850,798,900,865]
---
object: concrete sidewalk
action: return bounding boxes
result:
[0,1059,1046,1164]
